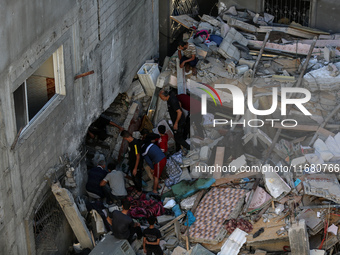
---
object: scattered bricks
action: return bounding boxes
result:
[226,61,236,74]
[238,58,255,69]
[218,28,248,61]
[288,219,310,255]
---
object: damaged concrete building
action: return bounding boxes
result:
[0,0,158,254]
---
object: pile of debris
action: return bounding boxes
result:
[53,4,340,255]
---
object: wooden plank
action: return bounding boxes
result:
[174,219,181,240]
[289,23,329,35]
[212,172,261,187]
[159,214,185,232]
[170,15,198,29]
[213,147,225,180]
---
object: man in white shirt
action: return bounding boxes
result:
[100,162,127,205]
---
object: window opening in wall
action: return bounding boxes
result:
[264,0,311,26]
[34,192,64,252]
[13,45,65,132]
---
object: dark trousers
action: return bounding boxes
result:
[102,185,126,205]
[128,226,143,243]
[174,125,190,151]
[146,245,163,255]
[130,168,143,192]
[180,56,198,67]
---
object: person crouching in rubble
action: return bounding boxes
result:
[120,130,143,196]
[111,200,142,243]
[100,162,127,206]
[178,40,198,75]
[85,160,108,199]
[141,141,166,195]
[159,90,190,155]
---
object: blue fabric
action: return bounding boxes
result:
[172,204,182,217]
[184,210,196,227]
[142,144,165,169]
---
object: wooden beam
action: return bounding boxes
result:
[213,147,225,180]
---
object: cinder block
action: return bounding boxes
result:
[288,219,310,255]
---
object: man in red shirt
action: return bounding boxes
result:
[176,94,204,138]
[157,125,168,153]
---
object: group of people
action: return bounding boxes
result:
[83,40,201,254]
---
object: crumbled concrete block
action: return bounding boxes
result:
[229,154,247,171]
[238,58,255,68]
[200,146,211,161]
[304,62,340,91]
[236,64,249,75]
[218,28,248,61]
[288,220,310,255]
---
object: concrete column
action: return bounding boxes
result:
[52,182,94,249]
[288,219,310,255]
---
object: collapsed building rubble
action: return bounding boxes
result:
[52,4,340,255]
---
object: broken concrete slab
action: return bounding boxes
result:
[303,174,340,204]
[262,167,291,200]
[288,219,310,255]
[52,182,94,249]
[201,14,221,27]
[222,15,257,33]
[217,28,248,61]
[303,62,340,92]
[297,209,325,235]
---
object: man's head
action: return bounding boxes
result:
[107,162,116,172]
[178,40,188,50]
[98,160,106,168]
[147,216,157,226]
[159,90,170,101]
[122,200,131,211]
[140,128,149,139]
[158,125,166,135]
[120,130,133,142]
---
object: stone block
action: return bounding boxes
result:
[200,146,211,161]
[238,58,255,68]
[288,219,310,255]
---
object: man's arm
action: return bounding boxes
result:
[133,143,141,176]
[100,179,108,187]
[143,237,147,253]
[145,238,160,245]
[173,109,182,130]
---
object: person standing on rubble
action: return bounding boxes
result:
[178,40,198,75]
[159,90,190,154]
[120,130,143,195]
[143,216,163,255]
[176,93,204,139]
[141,141,166,195]
[111,200,142,243]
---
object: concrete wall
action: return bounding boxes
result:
[311,0,340,33]
[0,0,159,254]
